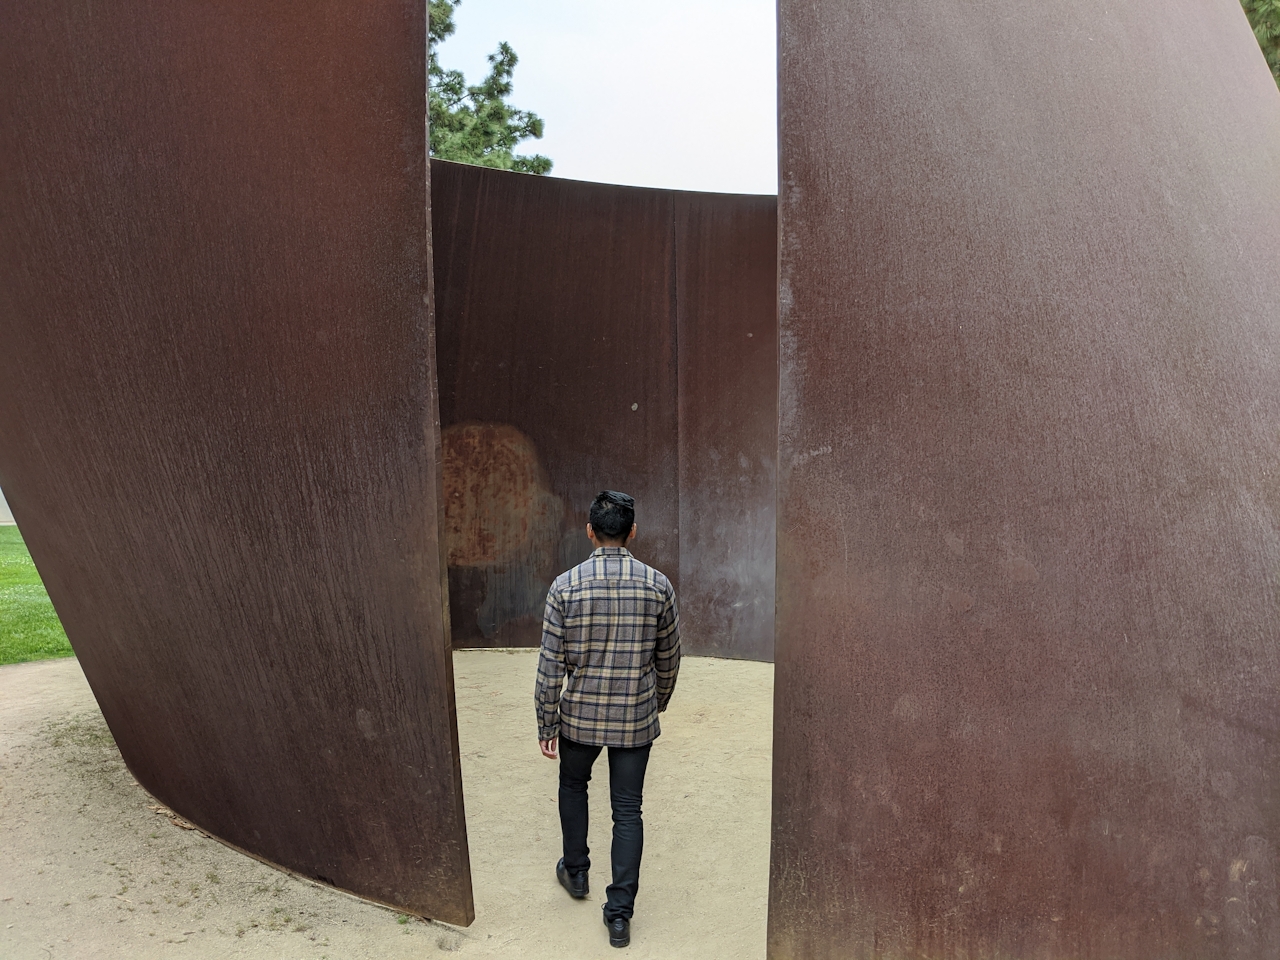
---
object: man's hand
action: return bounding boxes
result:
[540,738,558,759]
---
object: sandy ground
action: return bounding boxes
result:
[0,650,773,959]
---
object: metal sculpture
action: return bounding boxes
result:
[432,161,777,660]
[770,1,1280,957]
[4,0,1280,954]
[0,0,472,924]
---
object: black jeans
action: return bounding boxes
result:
[558,736,653,921]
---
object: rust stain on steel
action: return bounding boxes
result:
[442,423,565,567]
[442,422,567,643]
[431,160,778,658]
[771,1,1280,957]
[0,0,473,924]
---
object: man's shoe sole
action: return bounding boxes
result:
[605,918,630,948]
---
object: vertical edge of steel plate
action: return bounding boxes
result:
[0,0,474,924]
[772,1,1280,957]
[675,191,779,660]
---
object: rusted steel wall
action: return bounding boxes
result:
[676,194,778,661]
[0,1,473,924]
[431,161,681,648]
[431,161,778,658]
[770,1,1280,958]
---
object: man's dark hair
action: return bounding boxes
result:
[589,490,635,542]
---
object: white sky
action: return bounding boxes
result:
[439,0,778,195]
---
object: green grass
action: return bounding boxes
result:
[0,525,74,665]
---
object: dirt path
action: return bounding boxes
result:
[0,650,772,959]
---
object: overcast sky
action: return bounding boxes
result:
[439,0,778,195]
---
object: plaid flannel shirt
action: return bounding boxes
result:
[535,546,681,748]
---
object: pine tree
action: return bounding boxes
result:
[1242,0,1280,88]
[428,1,552,175]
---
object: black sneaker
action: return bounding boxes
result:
[556,858,588,899]
[605,915,630,948]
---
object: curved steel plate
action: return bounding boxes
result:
[432,161,778,659]
[0,0,472,924]
[771,1,1280,956]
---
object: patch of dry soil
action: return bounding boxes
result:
[0,650,772,959]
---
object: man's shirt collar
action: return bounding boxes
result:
[592,546,631,556]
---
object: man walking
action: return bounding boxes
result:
[534,490,681,948]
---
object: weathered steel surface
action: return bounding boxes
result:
[431,162,778,657]
[0,1,473,924]
[431,161,681,647]
[770,1,1280,958]
[675,194,778,661]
